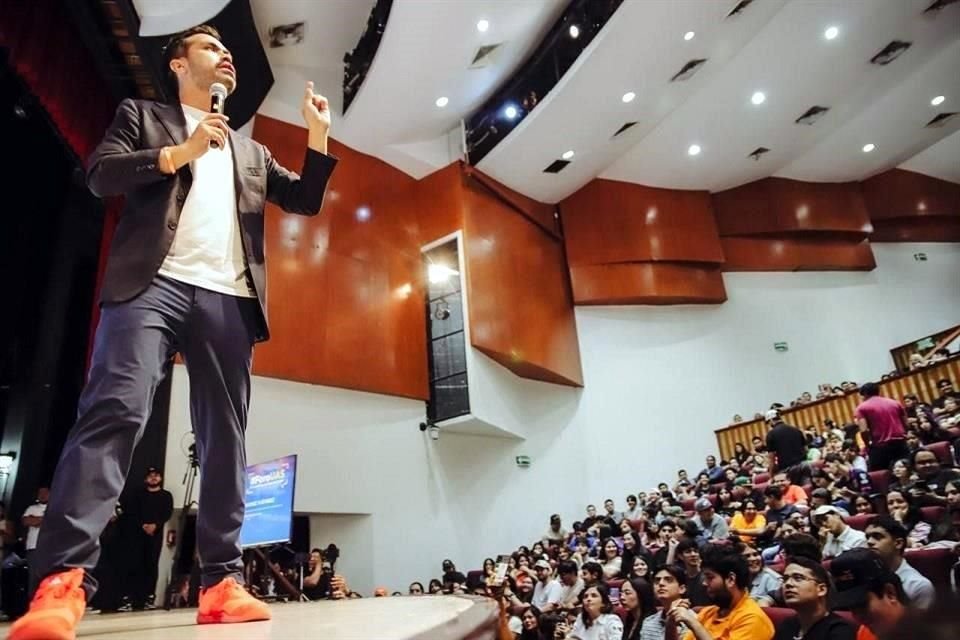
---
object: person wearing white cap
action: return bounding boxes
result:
[812,505,866,559]
[531,559,563,613]
[694,498,729,542]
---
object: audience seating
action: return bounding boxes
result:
[753,472,770,484]
[762,608,856,626]
[919,506,945,524]
[844,514,873,531]
[867,470,890,494]
[926,441,954,466]
[904,547,954,591]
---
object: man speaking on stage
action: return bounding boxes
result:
[9,24,337,640]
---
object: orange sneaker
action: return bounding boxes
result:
[196,577,271,625]
[7,568,86,640]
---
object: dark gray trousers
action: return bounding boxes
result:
[32,276,259,599]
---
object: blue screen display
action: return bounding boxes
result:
[239,454,297,548]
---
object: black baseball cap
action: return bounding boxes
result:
[146,467,161,475]
[829,548,900,610]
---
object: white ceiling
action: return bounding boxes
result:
[132,0,960,199]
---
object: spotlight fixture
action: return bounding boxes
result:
[504,105,519,120]
[862,143,876,153]
[435,96,449,108]
[824,26,839,40]
[477,19,489,33]
[569,25,580,39]
[751,91,766,105]
[684,31,695,41]
[622,91,636,103]
[688,144,702,156]
[931,95,945,106]
[561,150,575,160]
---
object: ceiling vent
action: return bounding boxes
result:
[795,105,830,125]
[268,22,305,48]
[926,112,958,128]
[671,59,708,82]
[924,0,959,13]
[870,41,912,66]
[726,0,756,18]
[613,121,638,137]
[469,43,503,69]
[748,147,770,161]
[543,159,571,174]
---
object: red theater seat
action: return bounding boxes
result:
[753,473,770,484]
[919,506,945,524]
[925,441,954,466]
[629,518,645,533]
[763,607,795,627]
[904,548,952,590]
[681,498,697,511]
[867,470,890,494]
[754,482,769,495]
[844,514,873,531]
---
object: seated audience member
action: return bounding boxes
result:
[823,453,873,510]
[668,543,775,640]
[932,378,959,414]
[428,578,443,594]
[841,440,868,473]
[721,468,740,492]
[555,582,623,640]
[888,459,914,493]
[736,542,782,607]
[641,521,663,553]
[855,382,909,472]
[641,565,687,640]
[584,504,617,536]
[939,396,959,427]
[302,549,332,600]
[693,498,729,543]
[620,577,656,640]
[545,514,568,545]
[624,495,643,522]
[946,479,960,509]
[700,455,726,484]
[730,498,767,546]
[533,559,564,613]
[519,605,546,640]
[765,485,801,529]
[772,472,809,509]
[506,569,536,614]
[580,562,604,589]
[904,430,922,458]
[908,447,960,506]
[864,516,934,610]
[733,442,752,466]
[598,538,622,580]
[884,490,931,548]
[621,531,648,579]
[774,556,857,640]
[781,533,823,564]
[812,505,866,559]
[442,559,467,589]
[628,554,651,581]
[408,581,425,595]
[916,410,951,444]
[691,474,712,498]
[830,549,908,640]
[603,499,624,526]
[556,560,585,613]
[853,495,874,516]
[714,487,739,518]
[675,539,710,607]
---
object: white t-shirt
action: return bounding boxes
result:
[559,577,585,608]
[532,578,563,609]
[822,526,867,558]
[158,104,255,298]
[23,503,46,550]
[569,613,624,640]
[895,559,935,610]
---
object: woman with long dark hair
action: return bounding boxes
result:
[520,605,545,640]
[555,582,623,639]
[887,490,931,547]
[428,578,443,594]
[599,538,622,580]
[619,577,656,640]
[733,442,751,466]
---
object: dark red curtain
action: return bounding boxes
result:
[0,0,122,366]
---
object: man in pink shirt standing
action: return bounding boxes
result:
[855,382,909,472]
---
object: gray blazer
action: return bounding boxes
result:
[86,98,337,342]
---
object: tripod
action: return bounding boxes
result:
[164,443,199,609]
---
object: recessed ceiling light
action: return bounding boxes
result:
[684,31,695,41]
[569,25,580,39]
[824,26,839,40]
[931,95,945,106]
[504,105,519,120]
[435,96,449,108]
[751,91,766,105]
[561,150,575,160]
[476,19,489,33]
[862,143,876,153]
[688,144,702,156]
[622,91,636,103]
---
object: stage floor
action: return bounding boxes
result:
[0,595,499,639]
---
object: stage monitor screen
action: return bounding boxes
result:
[239,454,297,548]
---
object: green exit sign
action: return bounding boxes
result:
[515,455,531,468]
[774,342,789,352]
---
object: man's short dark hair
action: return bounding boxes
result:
[867,516,908,545]
[626,494,637,503]
[859,382,880,397]
[764,485,783,499]
[823,453,843,464]
[700,543,750,589]
[604,498,614,505]
[162,24,223,98]
[582,562,603,579]
[586,504,595,510]
[785,556,831,593]
[782,534,822,563]
[558,560,578,576]
[653,564,687,584]
[676,539,699,557]
[937,378,952,388]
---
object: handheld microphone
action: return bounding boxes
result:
[209,82,228,149]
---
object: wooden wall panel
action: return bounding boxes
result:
[721,237,876,271]
[570,263,726,305]
[561,179,724,265]
[714,356,960,460]
[861,168,960,221]
[463,179,583,387]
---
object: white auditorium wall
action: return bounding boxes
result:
[164,242,960,592]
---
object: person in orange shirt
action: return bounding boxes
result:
[772,473,809,512]
[729,499,767,547]
[828,549,909,640]
[668,543,774,640]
